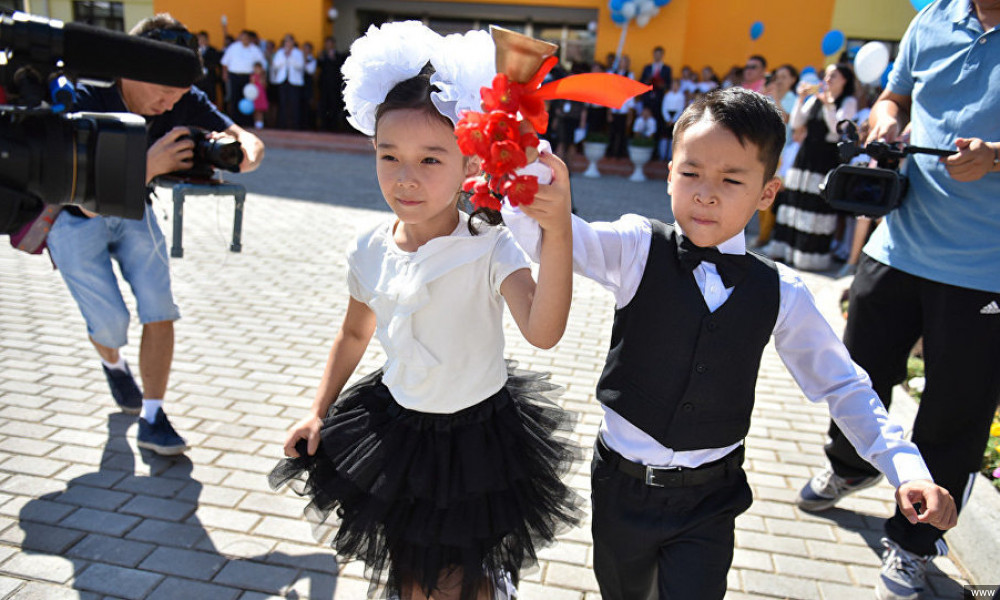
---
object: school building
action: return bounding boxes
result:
[17,0,919,74]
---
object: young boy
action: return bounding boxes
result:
[504,88,956,600]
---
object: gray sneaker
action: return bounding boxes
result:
[875,537,930,600]
[796,467,883,511]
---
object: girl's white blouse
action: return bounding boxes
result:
[347,213,531,413]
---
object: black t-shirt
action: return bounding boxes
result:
[67,83,235,216]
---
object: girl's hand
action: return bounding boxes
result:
[284,414,323,457]
[796,81,816,100]
[520,151,572,237]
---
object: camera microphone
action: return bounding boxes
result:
[0,12,202,88]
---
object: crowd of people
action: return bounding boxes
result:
[194,28,348,132]
[538,46,885,273]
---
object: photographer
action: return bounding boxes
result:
[796,1,999,598]
[45,13,264,457]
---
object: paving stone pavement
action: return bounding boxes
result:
[0,146,979,599]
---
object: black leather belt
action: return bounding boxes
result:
[596,435,744,488]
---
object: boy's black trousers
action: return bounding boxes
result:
[825,255,1000,556]
[591,438,752,600]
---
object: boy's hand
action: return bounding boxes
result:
[283,415,323,458]
[519,151,572,237]
[895,480,957,530]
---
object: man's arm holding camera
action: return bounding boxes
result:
[865,89,911,145]
[147,127,196,183]
[941,137,999,182]
[869,88,998,182]
[224,124,264,173]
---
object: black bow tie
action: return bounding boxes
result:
[676,236,751,288]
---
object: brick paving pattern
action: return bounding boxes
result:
[0,143,973,599]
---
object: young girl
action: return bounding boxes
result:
[270,22,580,600]
[250,61,268,130]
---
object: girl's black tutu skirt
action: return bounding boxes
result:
[269,361,583,599]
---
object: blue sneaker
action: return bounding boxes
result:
[137,410,188,455]
[102,364,142,415]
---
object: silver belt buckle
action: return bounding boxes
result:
[645,465,681,487]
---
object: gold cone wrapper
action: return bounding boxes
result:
[490,26,557,84]
[490,26,557,163]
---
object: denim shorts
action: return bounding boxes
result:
[47,207,180,348]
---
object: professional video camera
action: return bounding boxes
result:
[169,126,243,180]
[0,11,203,234]
[819,120,953,218]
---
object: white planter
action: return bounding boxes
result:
[582,141,607,178]
[628,145,654,182]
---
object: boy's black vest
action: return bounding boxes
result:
[596,220,780,451]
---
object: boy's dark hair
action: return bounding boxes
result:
[672,88,785,180]
[374,65,501,233]
[748,54,767,69]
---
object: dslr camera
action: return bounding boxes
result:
[168,126,244,181]
[819,120,953,218]
[0,11,202,233]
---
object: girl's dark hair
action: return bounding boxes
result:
[375,64,502,235]
[777,64,799,91]
[831,63,856,108]
[672,87,785,180]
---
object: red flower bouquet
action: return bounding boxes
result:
[458,31,649,210]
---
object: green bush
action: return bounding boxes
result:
[630,135,656,148]
[584,131,609,144]
[985,412,1000,491]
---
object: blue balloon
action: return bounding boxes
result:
[238,98,255,115]
[611,10,627,24]
[909,0,933,10]
[821,30,845,56]
[750,21,764,41]
[654,0,671,5]
[801,66,817,77]
[881,61,894,88]
[609,0,626,10]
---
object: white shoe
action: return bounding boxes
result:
[796,467,883,511]
[875,537,930,600]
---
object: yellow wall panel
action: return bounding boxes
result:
[682,0,835,76]
[154,0,246,42]
[831,0,915,41]
[246,0,326,50]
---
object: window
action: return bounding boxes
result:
[0,1,26,14]
[73,1,124,32]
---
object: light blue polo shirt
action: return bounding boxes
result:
[864,0,1000,293]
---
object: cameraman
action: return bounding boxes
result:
[796,1,999,598]
[45,13,264,457]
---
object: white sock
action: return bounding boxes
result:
[141,399,163,423]
[102,356,128,372]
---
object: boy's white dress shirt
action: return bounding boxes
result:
[502,207,933,488]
